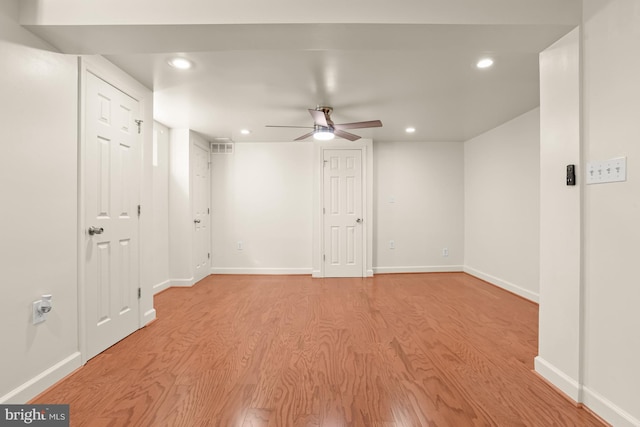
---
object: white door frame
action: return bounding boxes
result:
[191,136,211,283]
[77,56,153,364]
[312,139,374,278]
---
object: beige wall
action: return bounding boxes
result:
[0,0,81,402]
[535,27,582,400]
[581,1,640,424]
[374,141,464,272]
[464,109,540,301]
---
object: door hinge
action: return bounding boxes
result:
[138,288,141,299]
[208,253,210,259]
[138,205,141,217]
[134,119,143,134]
[323,207,325,214]
[208,208,210,214]
[323,254,326,261]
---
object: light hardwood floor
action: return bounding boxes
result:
[33,273,606,426]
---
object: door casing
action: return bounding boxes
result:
[78,56,154,364]
[312,139,374,278]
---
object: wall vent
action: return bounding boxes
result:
[211,138,234,154]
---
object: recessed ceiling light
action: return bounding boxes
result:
[405,127,416,133]
[477,58,494,69]
[168,58,193,70]
[240,129,251,135]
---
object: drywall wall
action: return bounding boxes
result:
[0,0,81,402]
[535,28,582,401]
[18,0,581,26]
[211,142,314,274]
[168,128,194,284]
[464,109,540,301]
[581,1,640,425]
[374,141,464,272]
[150,122,170,293]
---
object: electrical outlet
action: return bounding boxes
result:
[237,241,243,251]
[442,248,449,257]
[389,240,395,249]
[33,301,46,325]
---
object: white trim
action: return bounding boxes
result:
[534,356,582,402]
[314,140,373,278]
[463,266,539,302]
[152,279,171,294]
[311,269,322,278]
[374,265,464,274]
[210,268,312,275]
[0,352,82,404]
[169,277,196,287]
[77,55,152,364]
[582,386,640,427]
[143,308,156,325]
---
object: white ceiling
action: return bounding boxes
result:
[21,1,579,142]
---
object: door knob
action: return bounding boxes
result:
[88,226,104,235]
[194,219,201,224]
[356,218,363,223]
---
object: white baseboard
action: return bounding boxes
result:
[210,267,312,275]
[0,352,82,404]
[373,265,464,274]
[152,279,171,295]
[463,266,539,302]
[312,269,322,278]
[582,385,640,427]
[366,269,374,277]
[143,308,156,326]
[169,277,195,287]
[534,356,581,402]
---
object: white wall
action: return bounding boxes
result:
[464,109,540,301]
[0,0,81,402]
[374,141,464,272]
[211,142,314,274]
[581,1,640,425]
[168,128,194,284]
[535,28,582,401]
[150,122,170,293]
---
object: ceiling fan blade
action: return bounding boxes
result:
[334,129,361,141]
[265,125,314,129]
[294,131,316,141]
[308,109,329,127]
[333,120,383,130]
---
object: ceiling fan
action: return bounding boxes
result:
[266,106,382,141]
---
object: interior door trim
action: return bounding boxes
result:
[77,56,153,364]
[312,139,374,278]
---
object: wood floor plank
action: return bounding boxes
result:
[32,273,607,426]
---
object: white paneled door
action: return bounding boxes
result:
[192,142,211,282]
[323,149,364,277]
[84,72,140,360]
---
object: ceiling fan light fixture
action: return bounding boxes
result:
[314,129,335,141]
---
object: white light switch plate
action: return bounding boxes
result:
[586,157,626,184]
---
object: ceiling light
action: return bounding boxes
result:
[240,129,251,135]
[405,127,416,133]
[168,58,193,70]
[314,129,335,141]
[476,58,494,69]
